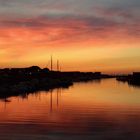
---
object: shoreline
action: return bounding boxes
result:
[0,66,112,99]
[116,72,140,87]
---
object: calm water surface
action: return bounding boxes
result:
[0,79,140,140]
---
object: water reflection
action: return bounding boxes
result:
[117,80,140,89]
[0,79,140,139]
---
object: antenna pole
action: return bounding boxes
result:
[57,60,59,71]
[51,55,53,71]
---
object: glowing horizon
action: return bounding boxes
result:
[0,0,140,73]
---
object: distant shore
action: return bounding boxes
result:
[116,72,140,87]
[0,66,112,99]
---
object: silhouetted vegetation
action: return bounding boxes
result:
[116,72,140,87]
[0,66,112,99]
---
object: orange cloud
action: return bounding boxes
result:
[0,15,139,73]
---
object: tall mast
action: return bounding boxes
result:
[57,60,59,71]
[59,65,61,72]
[51,55,53,71]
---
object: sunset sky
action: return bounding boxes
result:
[0,0,139,73]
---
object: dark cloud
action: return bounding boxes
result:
[0,15,120,30]
[0,0,139,18]
[0,19,44,28]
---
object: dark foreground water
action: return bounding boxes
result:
[0,79,140,140]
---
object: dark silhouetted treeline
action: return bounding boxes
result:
[116,72,140,87]
[0,66,112,99]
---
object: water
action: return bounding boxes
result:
[0,79,140,140]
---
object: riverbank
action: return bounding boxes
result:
[116,72,140,87]
[0,66,112,99]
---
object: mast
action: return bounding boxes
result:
[57,60,59,71]
[51,55,53,71]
